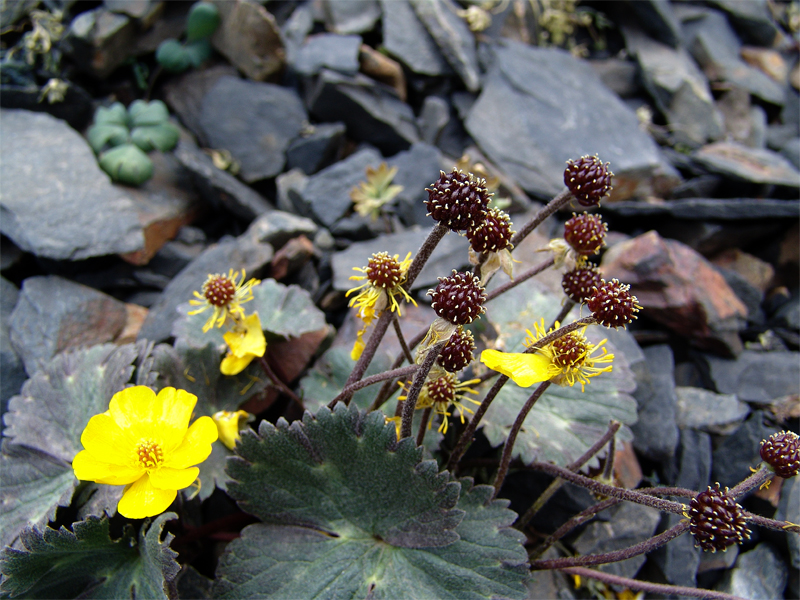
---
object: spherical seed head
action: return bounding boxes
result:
[366,252,403,289]
[551,333,589,369]
[562,265,603,304]
[587,278,641,328]
[467,208,514,254]
[760,431,800,478]
[427,373,457,406]
[564,155,613,207]
[564,213,608,256]
[426,169,491,233]
[438,327,476,373]
[689,484,751,552]
[428,270,487,325]
[203,274,237,307]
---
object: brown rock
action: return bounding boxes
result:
[359,44,406,101]
[115,303,149,345]
[602,230,747,356]
[269,235,316,281]
[711,248,775,293]
[614,440,643,490]
[211,0,284,81]
[740,46,788,83]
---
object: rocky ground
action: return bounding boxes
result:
[1,0,799,598]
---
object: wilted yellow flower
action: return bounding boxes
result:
[481,319,613,392]
[189,269,260,332]
[221,312,266,376]
[350,162,404,220]
[212,410,252,450]
[400,373,481,434]
[72,386,217,519]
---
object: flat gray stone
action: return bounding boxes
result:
[716,543,787,600]
[286,122,346,175]
[465,42,678,201]
[381,0,450,77]
[9,276,128,376]
[292,33,361,77]
[775,477,799,569]
[387,142,445,227]
[410,0,480,92]
[244,210,318,250]
[199,76,307,183]
[322,0,380,34]
[705,0,781,46]
[0,110,144,260]
[622,0,682,48]
[603,197,800,220]
[1,276,25,411]
[693,141,800,188]
[631,345,680,462]
[651,512,701,588]
[711,410,772,489]
[675,386,749,434]
[700,350,800,404]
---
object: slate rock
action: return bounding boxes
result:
[621,0,681,48]
[704,0,781,46]
[772,291,800,331]
[710,410,772,489]
[0,79,94,131]
[651,512,701,588]
[623,25,723,147]
[417,96,450,146]
[410,0,480,92]
[0,110,144,261]
[572,501,661,579]
[715,267,765,325]
[380,0,451,77]
[294,147,383,228]
[682,8,785,106]
[62,7,137,78]
[630,344,679,462]
[358,44,407,101]
[174,138,274,221]
[281,1,313,66]
[603,197,800,220]
[286,122,346,175]
[670,427,712,492]
[137,236,274,344]
[711,248,774,294]
[602,231,747,356]
[244,211,318,251]
[780,137,800,170]
[465,41,679,201]
[387,142,444,228]
[331,228,471,292]
[329,214,380,241]
[307,69,419,155]
[322,0,380,35]
[276,168,310,215]
[693,141,800,188]
[588,58,641,98]
[9,276,129,376]
[1,277,26,413]
[775,476,799,569]
[698,350,800,404]
[675,386,749,434]
[716,543,788,600]
[211,0,284,82]
[292,33,361,77]
[199,76,307,183]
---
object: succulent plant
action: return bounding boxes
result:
[155,2,220,73]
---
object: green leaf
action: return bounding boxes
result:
[186,2,220,42]
[98,143,154,186]
[0,513,179,599]
[0,443,77,549]
[130,122,179,153]
[92,102,127,126]
[215,405,528,598]
[155,39,191,73]
[127,99,170,127]
[480,279,637,468]
[86,123,130,153]
[184,38,213,67]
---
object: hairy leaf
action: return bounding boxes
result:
[0,513,179,599]
[98,143,154,186]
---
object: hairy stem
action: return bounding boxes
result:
[400,340,445,439]
[328,365,418,409]
[729,465,772,499]
[510,189,572,248]
[530,497,620,559]
[368,329,428,412]
[258,357,304,409]
[416,407,432,447]
[746,513,800,533]
[485,258,555,302]
[393,314,415,364]
[493,381,552,495]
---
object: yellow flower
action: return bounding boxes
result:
[347,252,417,360]
[481,319,613,392]
[212,410,252,450]
[221,312,266,376]
[399,373,481,434]
[188,269,260,332]
[72,386,217,519]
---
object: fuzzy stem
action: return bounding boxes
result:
[530,497,620,559]
[328,365,418,409]
[416,407,432,446]
[493,381,552,495]
[729,465,772,499]
[746,513,800,533]
[393,314,415,364]
[530,521,689,570]
[259,357,304,409]
[485,258,555,302]
[558,567,744,600]
[517,421,621,529]
[404,223,448,290]
[510,189,572,248]
[400,340,446,439]
[368,329,428,412]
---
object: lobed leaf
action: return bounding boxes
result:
[155,39,191,73]
[98,143,154,186]
[130,123,179,153]
[86,123,129,153]
[0,513,179,599]
[186,2,220,42]
[184,38,213,68]
[92,102,127,127]
[127,100,170,128]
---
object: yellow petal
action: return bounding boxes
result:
[220,352,255,376]
[72,450,143,485]
[480,349,552,388]
[222,313,266,358]
[108,386,196,436]
[80,413,137,467]
[165,416,217,469]
[117,474,177,519]
[149,466,199,490]
[212,410,250,450]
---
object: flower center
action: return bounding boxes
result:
[551,334,588,368]
[366,253,403,289]
[427,375,457,405]
[203,275,236,307]
[136,439,164,469]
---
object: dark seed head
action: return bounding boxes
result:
[562,265,603,304]
[587,278,641,328]
[428,270,487,325]
[426,373,457,406]
[425,169,491,233]
[438,327,476,373]
[467,208,514,254]
[564,155,613,207]
[563,213,607,256]
[760,431,800,478]
[551,333,589,368]
[689,484,751,552]
[366,252,403,289]
[203,275,236,307]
